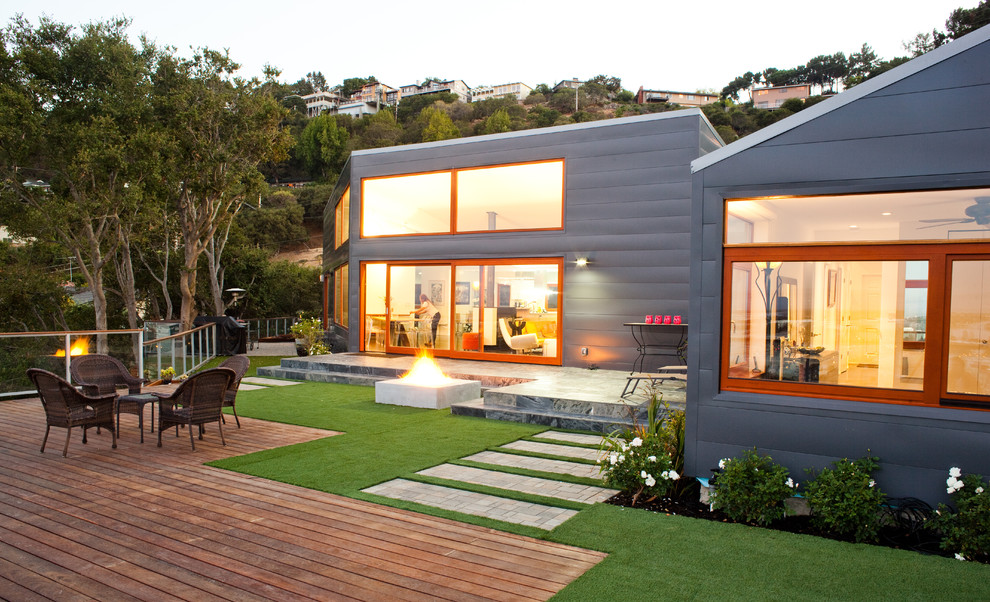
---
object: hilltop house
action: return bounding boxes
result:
[686,24,990,503]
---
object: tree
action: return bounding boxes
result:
[945,1,990,39]
[0,16,159,344]
[588,74,622,94]
[353,110,402,149]
[306,71,328,92]
[478,108,512,135]
[532,83,553,96]
[806,52,847,94]
[340,76,376,99]
[420,106,460,142]
[720,72,754,101]
[153,48,292,328]
[844,43,880,87]
[297,113,350,181]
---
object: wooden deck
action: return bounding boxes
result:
[0,397,606,601]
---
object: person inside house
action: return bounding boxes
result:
[411,293,441,347]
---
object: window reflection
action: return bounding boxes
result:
[728,260,926,391]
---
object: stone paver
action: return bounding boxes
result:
[241,377,301,387]
[534,431,606,446]
[502,440,602,462]
[362,479,578,529]
[237,383,267,391]
[418,464,617,504]
[463,451,601,479]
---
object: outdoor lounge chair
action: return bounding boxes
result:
[217,354,250,428]
[70,353,145,396]
[27,368,117,457]
[155,367,234,450]
[498,318,542,353]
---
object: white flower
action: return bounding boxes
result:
[719,459,727,469]
[618,454,625,463]
[608,452,618,465]
[641,470,648,479]
[947,476,959,487]
[949,467,962,478]
[648,455,657,462]
[630,437,643,447]
[645,474,656,487]
[621,444,629,452]
[955,553,966,561]
[786,478,795,488]
[869,480,876,488]
[668,470,680,481]
[947,487,956,494]
[977,487,985,494]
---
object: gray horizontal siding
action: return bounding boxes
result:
[344,112,713,370]
[687,31,990,504]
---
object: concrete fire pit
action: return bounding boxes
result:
[375,378,481,409]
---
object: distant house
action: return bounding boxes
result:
[336,101,380,118]
[351,82,399,107]
[552,78,582,93]
[635,88,719,108]
[399,79,471,103]
[471,82,532,103]
[686,24,990,504]
[751,84,811,109]
[301,91,341,118]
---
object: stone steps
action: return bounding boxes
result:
[361,434,615,530]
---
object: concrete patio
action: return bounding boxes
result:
[259,353,686,432]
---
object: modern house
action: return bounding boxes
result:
[686,25,990,504]
[301,91,341,117]
[351,82,399,107]
[635,88,719,108]
[323,111,723,371]
[471,83,533,103]
[399,80,472,103]
[750,83,812,109]
[553,78,582,92]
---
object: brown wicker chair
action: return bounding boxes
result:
[69,354,144,396]
[155,367,234,450]
[27,368,117,457]
[218,354,250,428]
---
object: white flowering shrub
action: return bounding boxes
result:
[598,434,678,505]
[803,454,884,542]
[931,467,990,562]
[711,448,796,526]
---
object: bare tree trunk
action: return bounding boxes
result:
[205,219,234,316]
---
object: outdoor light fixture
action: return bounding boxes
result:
[575,257,589,267]
[225,288,246,302]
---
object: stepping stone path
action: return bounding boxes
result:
[238,376,303,391]
[362,430,619,530]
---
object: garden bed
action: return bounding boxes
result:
[604,488,980,562]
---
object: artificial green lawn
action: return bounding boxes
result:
[211,376,990,600]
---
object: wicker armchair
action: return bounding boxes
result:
[155,367,234,450]
[27,368,117,457]
[218,354,250,428]
[70,354,144,396]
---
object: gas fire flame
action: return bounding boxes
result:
[400,350,453,386]
[54,338,90,357]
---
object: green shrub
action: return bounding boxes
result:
[803,454,884,542]
[598,388,679,505]
[931,468,990,562]
[711,448,796,526]
[290,318,328,355]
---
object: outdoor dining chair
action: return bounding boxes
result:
[27,368,117,457]
[155,367,234,450]
[218,354,250,428]
[69,353,145,396]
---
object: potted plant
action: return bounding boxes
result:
[290,318,330,356]
[160,366,176,384]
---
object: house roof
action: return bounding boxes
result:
[692,24,990,174]
[352,108,725,157]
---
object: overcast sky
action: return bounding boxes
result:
[8,1,973,93]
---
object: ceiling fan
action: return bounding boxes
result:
[919,196,990,229]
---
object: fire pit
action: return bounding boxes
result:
[375,351,481,409]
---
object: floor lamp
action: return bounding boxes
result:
[755,261,782,379]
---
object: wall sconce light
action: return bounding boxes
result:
[575,257,589,267]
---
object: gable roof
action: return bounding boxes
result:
[692,24,990,173]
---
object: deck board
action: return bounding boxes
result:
[0,397,605,601]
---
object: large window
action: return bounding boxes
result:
[361,160,564,238]
[333,263,348,326]
[334,186,350,248]
[723,188,990,408]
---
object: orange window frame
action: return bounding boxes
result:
[359,159,566,239]
[720,242,990,410]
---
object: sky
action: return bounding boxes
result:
[6,1,974,93]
